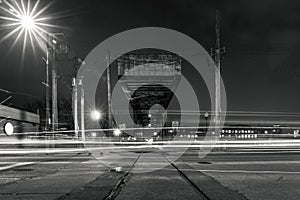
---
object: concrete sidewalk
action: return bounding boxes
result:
[0,157,106,200]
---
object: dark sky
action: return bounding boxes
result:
[0,0,300,113]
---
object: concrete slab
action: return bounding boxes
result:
[115,167,205,200]
[0,159,106,200]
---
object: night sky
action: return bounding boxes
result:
[0,0,300,114]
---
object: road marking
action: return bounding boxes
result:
[0,162,35,171]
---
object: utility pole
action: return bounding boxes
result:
[49,32,68,132]
[51,34,58,132]
[45,34,51,131]
[72,57,85,139]
[215,10,221,131]
[106,50,112,128]
[79,77,85,141]
[211,10,225,132]
[72,78,78,138]
[204,112,209,133]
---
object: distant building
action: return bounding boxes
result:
[220,124,259,139]
[0,105,40,136]
[117,53,182,140]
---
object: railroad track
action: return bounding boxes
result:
[104,155,141,200]
[162,155,211,200]
[161,154,249,200]
[103,152,211,200]
[101,151,248,200]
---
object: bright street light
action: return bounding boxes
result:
[0,0,56,55]
[21,15,34,29]
[91,110,101,120]
[113,129,121,137]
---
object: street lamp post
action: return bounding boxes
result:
[106,50,112,129]
[44,33,67,132]
[0,1,58,132]
[72,78,79,138]
[44,34,54,131]
[43,32,67,134]
[72,57,86,139]
[51,35,58,132]
[45,37,50,131]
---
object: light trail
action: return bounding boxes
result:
[200,160,300,165]
[1,142,300,154]
[1,139,300,145]
[199,169,300,174]
[112,110,300,115]
[223,120,300,125]
[0,161,35,171]
[8,124,300,136]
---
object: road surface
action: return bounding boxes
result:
[0,137,300,199]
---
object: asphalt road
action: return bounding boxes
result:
[0,138,300,200]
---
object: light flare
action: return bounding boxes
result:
[0,0,56,57]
